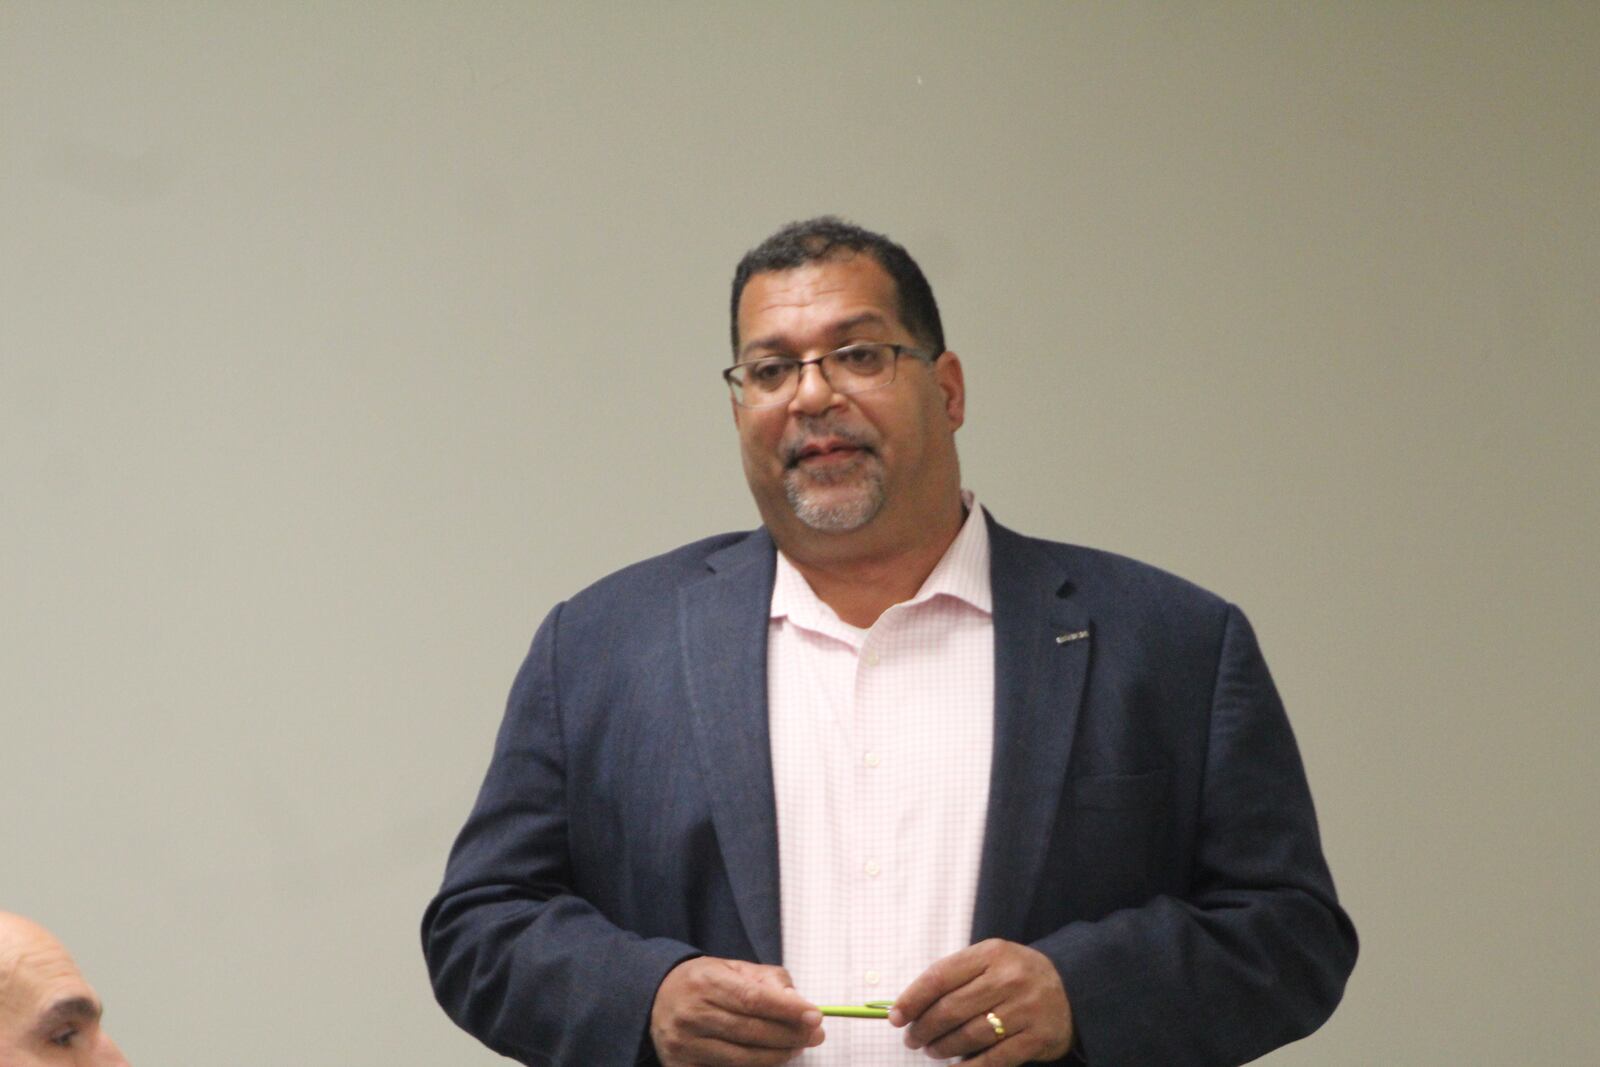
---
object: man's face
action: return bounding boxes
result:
[732,253,964,543]
[0,916,130,1067]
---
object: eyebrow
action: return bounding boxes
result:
[33,995,101,1037]
[738,311,894,359]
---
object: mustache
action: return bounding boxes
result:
[780,419,879,469]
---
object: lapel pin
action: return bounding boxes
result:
[1056,629,1090,645]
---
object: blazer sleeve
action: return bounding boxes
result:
[421,603,700,1067]
[1032,605,1358,1066]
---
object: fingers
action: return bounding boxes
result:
[652,957,825,1067]
[681,1001,821,1051]
[956,1007,1073,1067]
[693,958,818,1023]
[726,959,805,995]
[888,941,989,1026]
[711,974,814,1027]
[658,1034,812,1067]
[920,1003,1025,1062]
[890,940,1074,1064]
[891,939,1007,1043]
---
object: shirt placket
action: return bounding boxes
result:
[791,618,865,1065]
[852,614,897,1029]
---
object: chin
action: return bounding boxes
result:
[785,481,885,533]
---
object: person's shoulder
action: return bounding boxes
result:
[989,517,1230,620]
[561,528,770,612]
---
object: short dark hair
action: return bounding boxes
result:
[729,216,945,357]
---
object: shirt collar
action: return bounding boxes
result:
[770,490,993,632]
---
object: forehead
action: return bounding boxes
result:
[736,253,906,352]
[0,926,95,1032]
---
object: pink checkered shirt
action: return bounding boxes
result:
[768,493,994,1066]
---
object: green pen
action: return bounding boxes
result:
[817,1001,894,1018]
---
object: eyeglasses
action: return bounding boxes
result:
[723,343,936,408]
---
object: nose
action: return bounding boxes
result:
[97,1032,132,1066]
[787,360,845,416]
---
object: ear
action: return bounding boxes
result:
[933,351,965,431]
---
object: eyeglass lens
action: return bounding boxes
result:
[732,345,896,406]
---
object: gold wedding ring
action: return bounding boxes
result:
[986,1011,1006,1040]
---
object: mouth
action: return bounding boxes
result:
[787,438,873,469]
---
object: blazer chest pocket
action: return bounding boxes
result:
[1071,769,1169,811]
[1068,769,1171,913]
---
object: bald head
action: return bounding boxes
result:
[0,913,129,1066]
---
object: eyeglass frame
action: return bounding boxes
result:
[722,343,940,408]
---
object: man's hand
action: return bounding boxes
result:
[650,956,825,1067]
[889,939,1074,1064]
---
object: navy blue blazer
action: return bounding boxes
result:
[423,515,1356,1066]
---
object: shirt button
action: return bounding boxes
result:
[863,649,880,666]
[864,860,881,878]
[863,752,881,768]
[865,970,880,986]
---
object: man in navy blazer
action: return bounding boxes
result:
[423,218,1356,1066]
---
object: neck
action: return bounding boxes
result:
[776,496,967,628]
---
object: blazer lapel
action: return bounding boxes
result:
[971,518,1091,942]
[678,529,784,964]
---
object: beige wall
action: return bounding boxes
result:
[2,3,1595,1063]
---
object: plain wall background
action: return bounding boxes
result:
[3,2,1595,1063]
